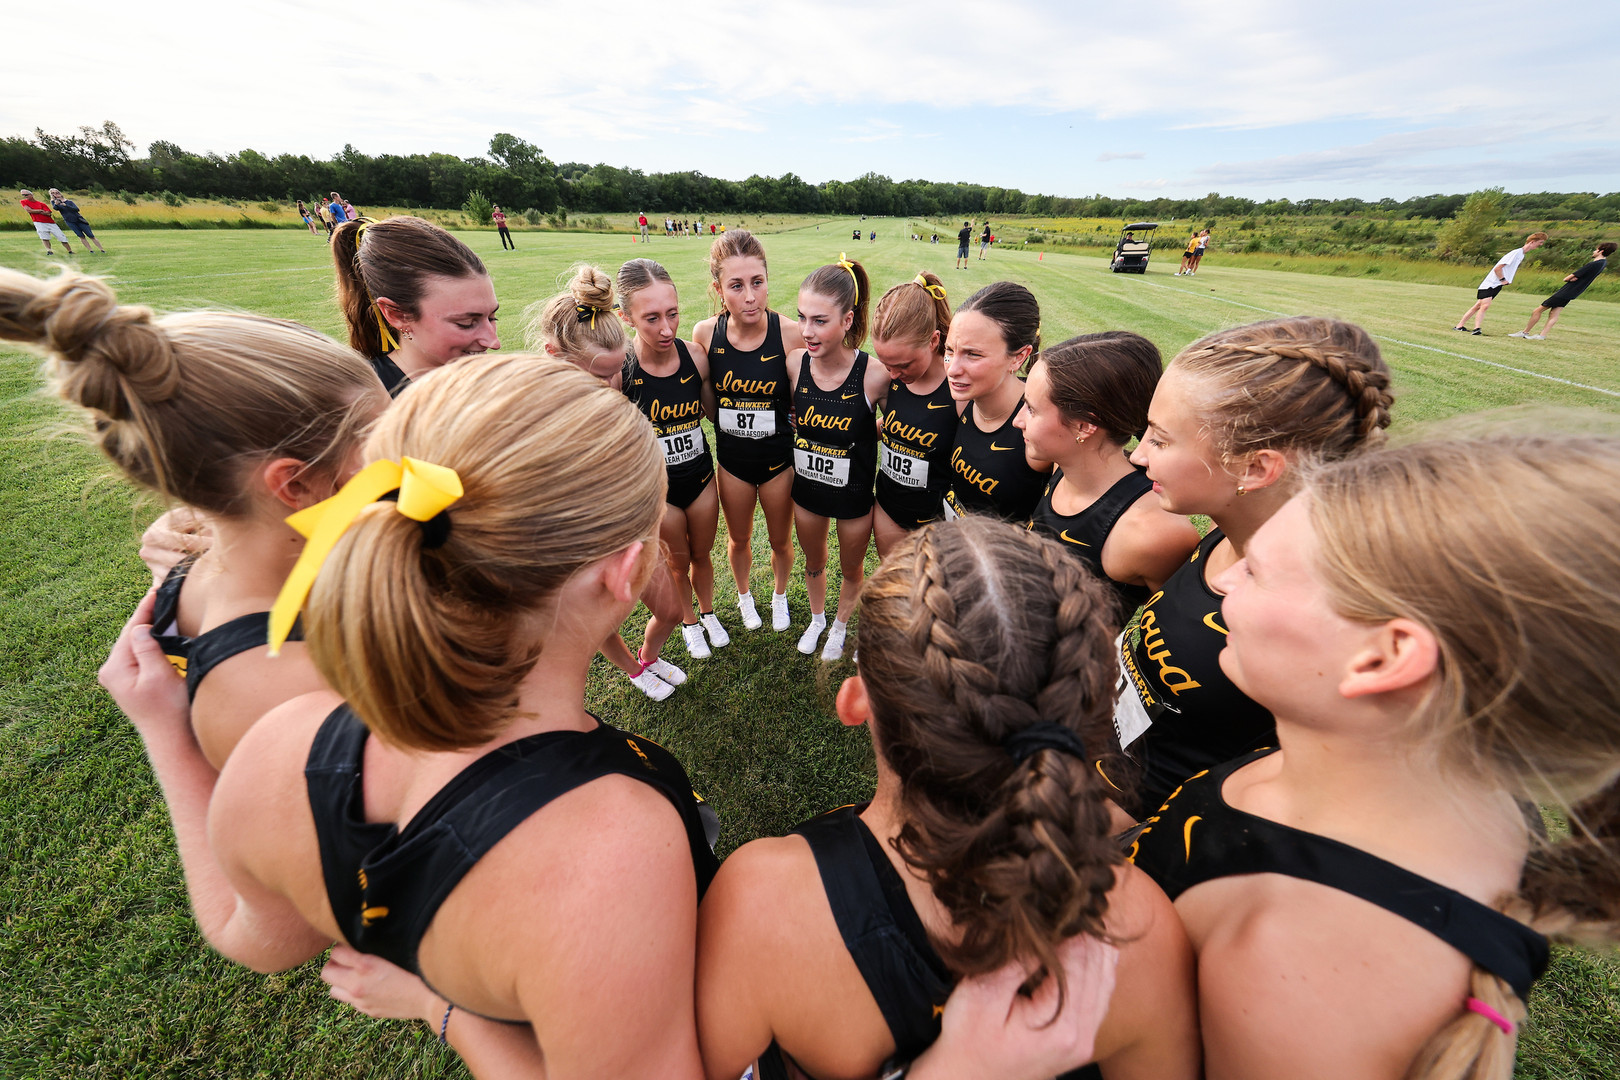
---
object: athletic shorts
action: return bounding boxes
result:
[32,222,68,242]
[668,463,716,510]
[1543,287,1581,310]
[957,244,969,258]
[1477,285,1505,300]
[717,439,793,487]
[876,481,946,531]
[793,471,875,521]
[66,221,95,239]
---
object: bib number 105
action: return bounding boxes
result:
[660,430,703,466]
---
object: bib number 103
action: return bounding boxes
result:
[880,444,928,488]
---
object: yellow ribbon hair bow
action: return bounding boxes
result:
[266,456,464,655]
[372,301,401,353]
[575,304,599,329]
[836,254,859,300]
[912,273,947,301]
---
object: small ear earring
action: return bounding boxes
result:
[404,329,414,341]
[1237,485,1248,496]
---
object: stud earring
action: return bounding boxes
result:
[1236,485,1248,496]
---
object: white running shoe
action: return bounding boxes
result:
[772,592,791,632]
[820,620,847,662]
[681,623,711,659]
[646,657,687,686]
[700,612,730,648]
[737,592,763,630]
[628,669,674,701]
[798,615,826,655]
[1527,334,1546,340]
[1508,331,1528,338]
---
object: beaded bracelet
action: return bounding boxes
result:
[439,1002,455,1045]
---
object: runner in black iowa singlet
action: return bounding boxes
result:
[1028,467,1155,617]
[793,349,878,519]
[1114,528,1274,818]
[877,375,955,528]
[625,339,714,509]
[944,397,1048,522]
[710,311,793,484]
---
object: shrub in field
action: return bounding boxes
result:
[462,189,493,223]
[119,190,137,205]
[1435,187,1505,261]
[160,190,182,207]
[258,200,280,213]
[522,207,543,226]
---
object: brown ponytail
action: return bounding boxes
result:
[1039,331,1163,445]
[856,516,1127,1005]
[333,216,486,356]
[305,353,665,751]
[802,257,872,349]
[1307,432,1620,1079]
[0,267,382,516]
[872,271,951,354]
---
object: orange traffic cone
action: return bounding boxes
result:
[1038,252,1043,261]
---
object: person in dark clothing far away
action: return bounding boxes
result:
[1511,242,1614,340]
[48,189,106,253]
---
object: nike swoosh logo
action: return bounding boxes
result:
[1203,611,1229,635]
[1060,530,1090,547]
[767,461,786,472]
[842,392,859,400]
[680,374,695,384]
[1183,815,1202,861]
[990,442,1015,451]
[761,353,779,362]
[926,401,951,409]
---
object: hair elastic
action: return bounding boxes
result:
[836,254,860,300]
[1465,997,1514,1035]
[911,273,946,301]
[267,456,464,654]
[575,304,602,328]
[1003,722,1088,763]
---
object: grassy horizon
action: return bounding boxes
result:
[3,224,1619,1077]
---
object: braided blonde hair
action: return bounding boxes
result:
[1173,316,1393,463]
[856,516,1128,1007]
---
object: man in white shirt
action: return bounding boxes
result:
[1453,231,1547,335]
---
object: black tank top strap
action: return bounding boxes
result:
[1127,749,1550,1001]
[792,805,953,1060]
[306,705,720,979]
[149,555,301,700]
[1029,467,1154,617]
[1079,468,1154,544]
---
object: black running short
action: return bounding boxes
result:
[1477,285,1505,300]
[1543,287,1580,310]
[669,466,715,510]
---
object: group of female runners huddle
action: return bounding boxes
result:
[5,210,1620,1080]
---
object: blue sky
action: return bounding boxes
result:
[9,0,1617,200]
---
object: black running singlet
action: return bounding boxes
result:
[792,351,878,520]
[1114,529,1274,818]
[876,378,955,530]
[1127,748,1550,1002]
[756,805,1102,1080]
[943,398,1047,523]
[710,312,793,484]
[1028,467,1154,619]
[306,705,720,984]
[624,340,715,509]
[150,556,300,701]
[369,354,410,397]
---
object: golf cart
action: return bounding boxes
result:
[1110,222,1158,273]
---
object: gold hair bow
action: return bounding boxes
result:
[576,304,600,328]
[836,254,859,300]
[912,273,947,301]
[267,457,464,655]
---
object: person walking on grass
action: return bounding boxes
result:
[48,189,105,253]
[18,190,73,255]
[978,221,992,259]
[1453,231,1546,335]
[492,204,515,250]
[1511,241,1614,340]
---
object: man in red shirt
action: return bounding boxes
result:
[637,212,649,241]
[19,189,74,254]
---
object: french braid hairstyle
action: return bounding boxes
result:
[0,267,383,515]
[1173,316,1394,465]
[1308,433,1620,1080]
[856,515,1129,1006]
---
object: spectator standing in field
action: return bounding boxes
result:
[978,222,992,259]
[297,201,319,236]
[1511,242,1614,339]
[956,220,972,269]
[1453,231,1546,335]
[1188,229,1210,273]
[638,212,649,240]
[18,190,73,254]
[48,189,105,253]
[492,204,515,250]
[328,192,348,225]
[342,199,357,221]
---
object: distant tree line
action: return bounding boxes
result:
[6,122,1618,223]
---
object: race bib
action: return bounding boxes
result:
[659,428,703,466]
[942,492,961,520]
[1112,632,1153,749]
[719,407,776,439]
[795,446,851,487]
[880,444,929,489]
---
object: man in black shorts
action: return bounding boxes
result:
[1453,231,1546,334]
[978,222,992,259]
[956,221,972,269]
[1511,241,1614,340]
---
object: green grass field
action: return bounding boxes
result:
[3,223,1618,1078]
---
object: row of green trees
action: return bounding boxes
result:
[6,122,1619,224]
